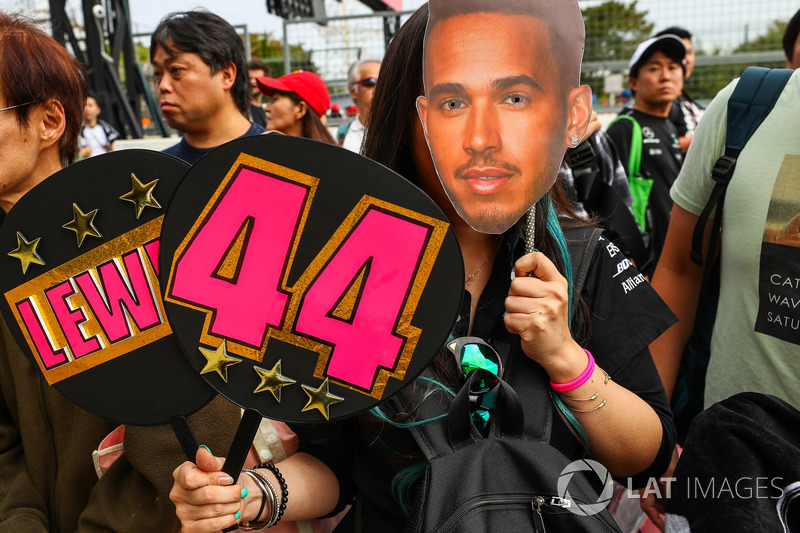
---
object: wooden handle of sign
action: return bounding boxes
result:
[170,415,200,462]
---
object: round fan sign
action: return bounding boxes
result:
[159,134,463,423]
[0,150,216,426]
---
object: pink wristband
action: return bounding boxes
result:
[550,349,595,392]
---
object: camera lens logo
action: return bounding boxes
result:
[557,459,615,516]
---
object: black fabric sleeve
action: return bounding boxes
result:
[606,118,634,178]
[580,232,677,486]
[292,419,359,517]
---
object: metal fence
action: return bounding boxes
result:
[278,0,798,113]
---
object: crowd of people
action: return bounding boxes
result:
[1,2,800,532]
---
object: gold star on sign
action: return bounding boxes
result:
[62,203,102,247]
[7,232,45,274]
[198,339,241,382]
[120,173,161,219]
[301,378,344,420]
[253,360,296,401]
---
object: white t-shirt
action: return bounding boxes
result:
[342,116,366,154]
[79,123,112,157]
[670,69,800,408]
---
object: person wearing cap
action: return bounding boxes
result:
[655,27,702,154]
[338,59,380,153]
[607,34,685,272]
[150,10,266,165]
[257,70,337,145]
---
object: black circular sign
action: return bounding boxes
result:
[159,134,463,423]
[0,150,216,426]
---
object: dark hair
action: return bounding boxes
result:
[423,0,585,89]
[248,57,270,76]
[656,26,692,41]
[0,13,87,165]
[150,10,249,114]
[362,4,428,181]
[276,90,336,145]
[784,9,800,62]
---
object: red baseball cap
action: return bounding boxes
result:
[256,70,330,117]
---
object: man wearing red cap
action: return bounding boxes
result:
[150,10,266,165]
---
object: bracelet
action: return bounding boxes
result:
[550,349,595,392]
[248,468,279,527]
[567,398,607,413]
[256,462,289,526]
[239,470,270,531]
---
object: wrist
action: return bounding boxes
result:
[545,343,589,385]
[239,474,267,522]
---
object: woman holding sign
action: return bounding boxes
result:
[170,1,676,531]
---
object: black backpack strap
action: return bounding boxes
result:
[567,141,649,270]
[690,67,793,268]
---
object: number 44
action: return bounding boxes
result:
[165,156,449,399]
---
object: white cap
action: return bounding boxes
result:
[628,35,686,76]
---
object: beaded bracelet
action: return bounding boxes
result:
[256,462,289,526]
[550,349,595,392]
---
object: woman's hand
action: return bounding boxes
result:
[170,447,248,533]
[503,252,586,382]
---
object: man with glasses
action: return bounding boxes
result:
[339,59,380,153]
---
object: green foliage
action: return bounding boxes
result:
[249,32,314,78]
[582,0,654,63]
[734,20,787,53]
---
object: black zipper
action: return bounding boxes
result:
[432,493,572,533]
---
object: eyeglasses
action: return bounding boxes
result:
[352,77,378,88]
[0,101,40,113]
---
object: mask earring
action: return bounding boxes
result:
[569,134,580,147]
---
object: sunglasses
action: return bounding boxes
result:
[353,77,378,88]
[445,336,503,395]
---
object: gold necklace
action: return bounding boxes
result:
[465,253,492,283]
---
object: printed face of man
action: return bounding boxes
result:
[417,13,583,234]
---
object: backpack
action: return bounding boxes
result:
[404,226,622,533]
[607,114,653,235]
[670,66,794,443]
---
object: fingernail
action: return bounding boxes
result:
[198,444,211,453]
[235,511,241,520]
[218,476,234,485]
[241,487,248,498]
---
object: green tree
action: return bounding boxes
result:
[249,32,314,78]
[734,20,787,53]
[582,0,654,63]
[686,19,787,102]
[580,0,654,104]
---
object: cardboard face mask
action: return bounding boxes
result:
[416,0,593,235]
